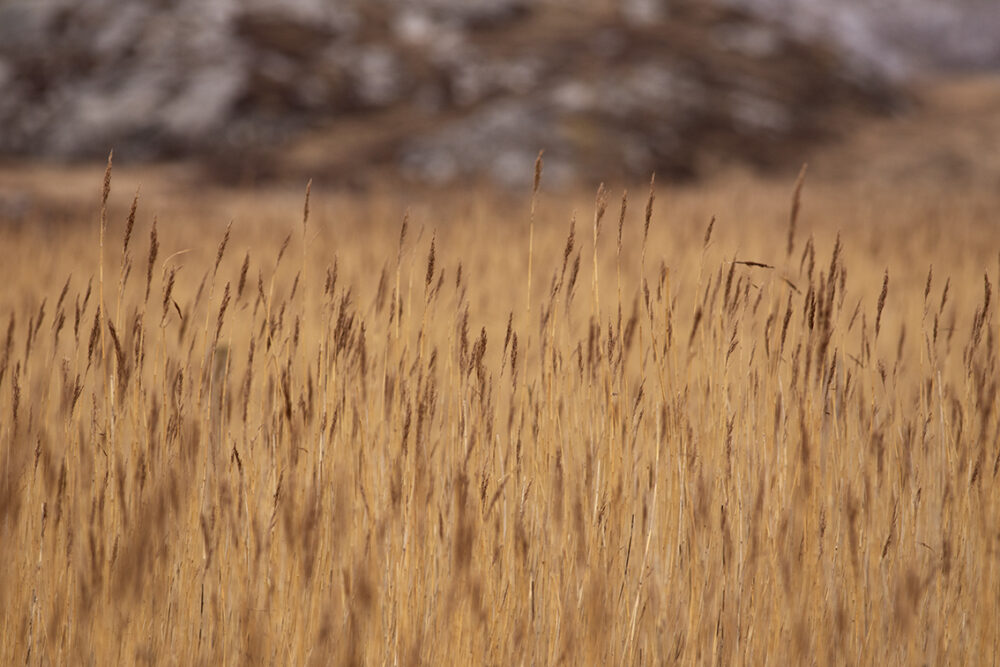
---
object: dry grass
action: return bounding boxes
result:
[0,159,998,666]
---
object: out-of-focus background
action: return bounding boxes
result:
[0,0,998,192]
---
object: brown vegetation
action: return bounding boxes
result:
[0,155,998,665]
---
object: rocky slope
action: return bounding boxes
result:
[0,0,909,185]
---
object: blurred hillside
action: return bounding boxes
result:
[0,0,995,186]
[727,0,1000,75]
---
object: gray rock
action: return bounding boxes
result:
[0,0,920,185]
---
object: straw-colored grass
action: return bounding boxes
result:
[0,160,998,665]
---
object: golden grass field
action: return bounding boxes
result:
[1,82,999,664]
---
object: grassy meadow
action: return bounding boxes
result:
[0,157,998,665]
